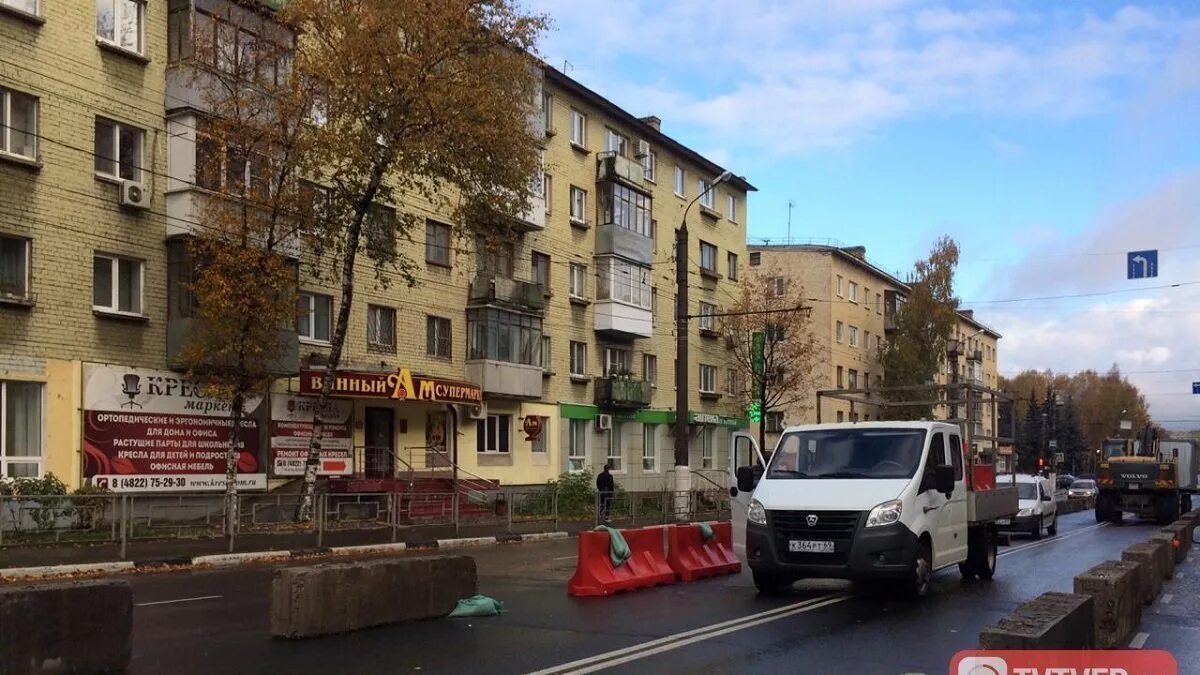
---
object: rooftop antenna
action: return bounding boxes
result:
[787,200,794,244]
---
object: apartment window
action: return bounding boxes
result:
[697,179,715,209]
[476,414,511,454]
[836,275,844,297]
[467,308,541,365]
[364,203,396,259]
[726,368,739,396]
[1,380,42,478]
[700,427,715,469]
[569,186,587,224]
[876,335,882,351]
[604,128,629,156]
[848,281,858,303]
[531,416,549,454]
[643,354,657,385]
[1,0,38,17]
[367,305,397,351]
[863,372,870,389]
[848,325,859,347]
[699,364,717,393]
[298,292,332,342]
[94,117,143,181]
[836,366,844,388]
[542,173,552,213]
[726,252,739,281]
[92,254,143,315]
[476,236,513,279]
[595,257,651,308]
[651,287,658,326]
[606,425,623,472]
[569,341,587,377]
[836,321,844,343]
[765,412,785,433]
[570,109,587,147]
[425,220,451,267]
[876,292,882,314]
[699,241,718,274]
[864,330,871,351]
[848,369,859,389]
[540,336,551,370]
[726,195,737,222]
[569,263,588,299]
[96,0,145,55]
[531,251,550,291]
[642,425,657,472]
[425,315,451,358]
[698,301,717,332]
[0,88,37,160]
[603,348,632,377]
[0,236,30,299]
[673,166,685,197]
[769,276,785,297]
[766,323,785,343]
[540,91,553,133]
[600,182,652,236]
[568,419,587,472]
[642,150,656,181]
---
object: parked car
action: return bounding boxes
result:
[1056,474,1077,490]
[1068,479,1097,499]
[997,474,1058,539]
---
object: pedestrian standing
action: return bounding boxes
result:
[596,463,615,523]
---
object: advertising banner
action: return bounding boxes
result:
[269,394,354,476]
[299,368,483,405]
[82,365,266,492]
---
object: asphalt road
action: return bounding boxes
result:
[36,510,1192,675]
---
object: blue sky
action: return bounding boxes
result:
[527,0,1200,428]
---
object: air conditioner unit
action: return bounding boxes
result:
[597,414,613,431]
[118,180,149,210]
[466,403,488,420]
[635,139,650,159]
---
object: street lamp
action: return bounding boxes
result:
[946,337,961,421]
[673,170,736,516]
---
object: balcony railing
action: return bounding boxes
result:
[468,274,545,312]
[596,151,646,189]
[594,376,651,410]
[884,311,899,331]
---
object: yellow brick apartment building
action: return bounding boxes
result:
[0,0,752,491]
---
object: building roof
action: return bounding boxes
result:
[543,66,757,194]
[957,310,1003,340]
[746,243,909,290]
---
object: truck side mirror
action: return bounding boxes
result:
[736,465,758,493]
[1041,492,1052,502]
[935,464,955,497]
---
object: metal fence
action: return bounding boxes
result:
[0,485,730,559]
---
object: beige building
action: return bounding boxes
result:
[0,0,752,491]
[746,244,1002,453]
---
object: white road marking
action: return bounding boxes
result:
[552,555,577,561]
[1160,594,1174,604]
[526,593,847,675]
[136,595,222,607]
[999,522,1108,558]
[1129,632,1150,649]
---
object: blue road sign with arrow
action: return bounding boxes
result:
[1127,250,1158,279]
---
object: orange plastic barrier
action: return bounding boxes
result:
[567,526,675,597]
[667,521,742,582]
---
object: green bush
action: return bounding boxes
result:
[0,472,68,497]
[554,471,596,518]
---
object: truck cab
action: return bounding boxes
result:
[730,421,1014,599]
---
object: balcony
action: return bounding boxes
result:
[464,360,543,399]
[884,311,899,332]
[596,152,647,191]
[595,223,654,266]
[514,191,546,232]
[468,274,545,313]
[967,349,983,362]
[594,377,651,410]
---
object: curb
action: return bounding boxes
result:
[0,530,576,582]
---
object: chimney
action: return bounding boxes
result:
[841,246,866,260]
[639,115,661,131]
[961,309,974,320]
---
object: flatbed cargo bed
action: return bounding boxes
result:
[967,485,1019,524]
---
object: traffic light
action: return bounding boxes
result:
[1037,457,1045,469]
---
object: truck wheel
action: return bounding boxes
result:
[1183,495,1193,514]
[976,528,997,581]
[1047,515,1058,536]
[904,542,933,600]
[1155,494,1179,525]
[1030,519,1042,540]
[1095,493,1111,523]
[752,570,791,595]
[961,527,996,581]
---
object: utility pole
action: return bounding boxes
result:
[673,222,691,516]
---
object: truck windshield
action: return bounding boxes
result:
[766,428,927,480]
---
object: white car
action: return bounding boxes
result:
[997,475,1058,539]
[1068,479,1097,499]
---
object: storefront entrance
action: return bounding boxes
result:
[364,407,395,479]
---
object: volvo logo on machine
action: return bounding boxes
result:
[806,514,819,527]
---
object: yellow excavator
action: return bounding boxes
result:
[1096,437,1196,524]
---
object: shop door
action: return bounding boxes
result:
[364,407,395,479]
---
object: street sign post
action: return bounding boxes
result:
[1055,452,1065,464]
[1048,439,1058,450]
[1127,250,1158,279]
[1193,382,1200,395]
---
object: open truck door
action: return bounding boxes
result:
[729,431,767,557]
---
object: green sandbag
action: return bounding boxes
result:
[448,594,506,618]
[594,525,631,567]
[698,522,715,542]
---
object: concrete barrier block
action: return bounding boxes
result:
[1073,560,1141,649]
[270,555,476,639]
[1159,523,1188,564]
[1149,532,1176,579]
[1121,543,1161,604]
[979,592,1094,650]
[0,580,132,675]
[1173,518,1196,554]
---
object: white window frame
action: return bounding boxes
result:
[96,0,146,56]
[0,0,40,18]
[765,411,785,434]
[0,380,45,479]
[726,194,737,222]
[569,186,587,225]
[725,368,739,396]
[298,291,332,343]
[595,257,651,309]
[769,276,785,297]
[727,252,739,281]
[642,150,656,182]
[540,336,551,371]
[848,281,858,303]
[606,422,623,473]
[568,419,587,472]
[836,275,844,297]
[642,425,657,472]
[92,253,144,316]
[603,347,631,377]
[540,91,553,134]
[94,117,144,182]
[700,427,714,469]
[0,87,38,161]
[425,220,451,267]
[848,325,859,348]
[604,127,628,156]
[570,109,587,147]
[569,263,588,299]
[699,364,717,393]
[366,304,397,351]
[643,354,656,385]
[699,241,718,274]
[836,321,844,343]
[542,172,552,213]
[477,414,511,454]
[0,235,31,300]
[698,179,714,208]
[673,165,685,197]
[569,341,587,378]
[425,315,451,358]
[698,301,717,332]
